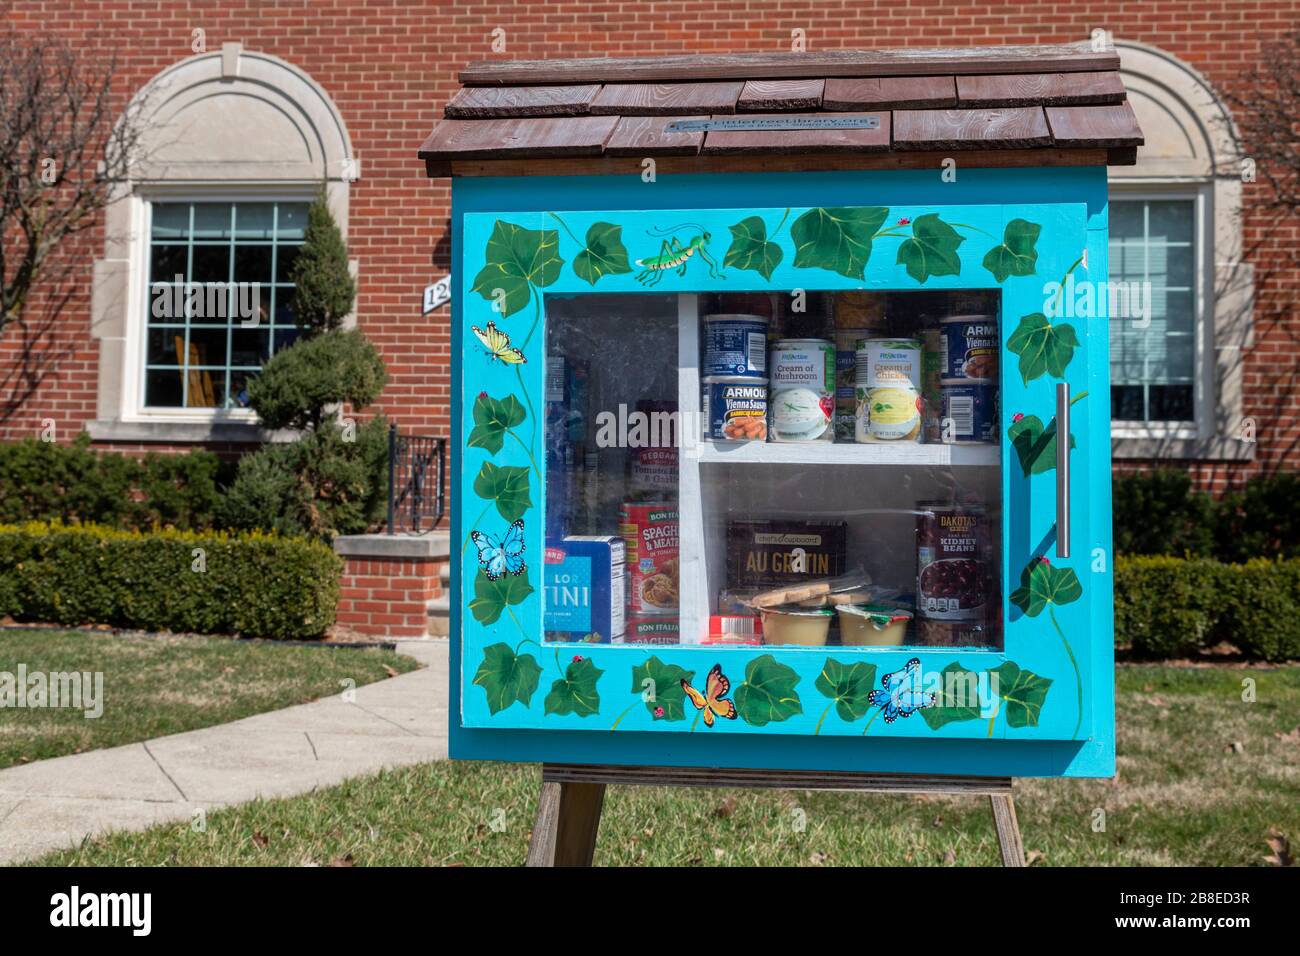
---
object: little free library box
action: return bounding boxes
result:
[419,42,1143,784]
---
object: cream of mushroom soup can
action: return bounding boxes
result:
[769,338,835,442]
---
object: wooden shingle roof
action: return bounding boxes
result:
[419,43,1143,177]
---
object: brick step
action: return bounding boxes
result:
[427,592,450,637]
[429,548,452,636]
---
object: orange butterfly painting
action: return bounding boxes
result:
[681,664,738,728]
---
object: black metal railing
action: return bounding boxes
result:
[386,424,447,533]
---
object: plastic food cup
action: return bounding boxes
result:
[837,604,913,646]
[760,606,834,646]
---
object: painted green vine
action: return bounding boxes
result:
[466,210,1087,738]
[1010,557,1084,737]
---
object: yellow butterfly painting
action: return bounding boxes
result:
[682,663,738,728]
[471,321,526,364]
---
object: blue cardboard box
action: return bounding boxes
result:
[543,535,625,644]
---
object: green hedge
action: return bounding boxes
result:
[1115,556,1300,661]
[0,434,224,531]
[1113,471,1300,561]
[0,523,341,640]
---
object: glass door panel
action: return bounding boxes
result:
[541,287,1004,657]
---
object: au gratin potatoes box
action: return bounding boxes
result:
[726,518,848,589]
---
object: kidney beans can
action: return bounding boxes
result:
[939,315,998,381]
[702,314,768,378]
[916,503,990,621]
[940,379,998,444]
[702,377,769,441]
[769,339,834,442]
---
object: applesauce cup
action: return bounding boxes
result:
[759,606,834,646]
[837,604,913,646]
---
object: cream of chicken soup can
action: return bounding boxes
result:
[854,338,924,442]
[769,338,834,442]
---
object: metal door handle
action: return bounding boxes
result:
[1056,383,1070,558]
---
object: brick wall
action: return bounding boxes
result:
[2,0,1297,495]
[336,554,445,639]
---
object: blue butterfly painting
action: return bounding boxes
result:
[471,520,526,581]
[868,658,936,723]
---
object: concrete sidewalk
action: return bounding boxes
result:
[0,640,449,864]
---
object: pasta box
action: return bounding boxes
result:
[543,536,625,643]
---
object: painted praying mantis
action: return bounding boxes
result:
[633,222,724,286]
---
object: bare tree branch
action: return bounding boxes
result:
[0,22,148,338]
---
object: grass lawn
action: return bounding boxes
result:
[0,630,419,770]
[31,664,1300,867]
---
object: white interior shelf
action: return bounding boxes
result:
[692,440,999,467]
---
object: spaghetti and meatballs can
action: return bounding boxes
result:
[620,614,681,646]
[702,314,768,378]
[620,502,680,615]
[702,377,768,441]
[916,502,990,621]
[939,315,998,381]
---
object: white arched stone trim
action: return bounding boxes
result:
[89,44,357,443]
[1109,40,1254,461]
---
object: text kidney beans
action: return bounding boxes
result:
[917,503,989,621]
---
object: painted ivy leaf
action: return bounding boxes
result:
[630,655,695,721]
[572,221,632,286]
[1009,559,1083,618]
[791,206,889,280]
[734,654,802,726]
[1007,414,1077,476]
[545,657,604,717]
[473,641,542,715]
[472,461,532,522]
[896,212,965,283]
[467,393,526,455]
[920,662,985,730]
[1006,312,1079,384]
[470,220,563,317]
[983,218,1041,282]
[468,568,534,626]
[814,658,877,723]
[990,661,1052,728]
[724,215,783,280]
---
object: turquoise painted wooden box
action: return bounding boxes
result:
[445,166,1115,778]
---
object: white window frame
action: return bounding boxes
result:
[1107,181,1213,443]
[119,182,321,426]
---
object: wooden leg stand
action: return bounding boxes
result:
[525,764,1025,867]
[989,793,1027,867]
[524,779,606,866]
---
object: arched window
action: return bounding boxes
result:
[1109,41,1252,461]
[89,44,355,442]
